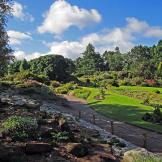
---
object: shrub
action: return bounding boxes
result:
[154,90,161,94]
[2,116,38,141]
[130,153,162,162]
[112,80,119,87]
[142,97,150,105]
[51,131,70,142]
[50,80,61,88]
[55,82,78,94]
[144,79,157,87]
[72,88,91,99]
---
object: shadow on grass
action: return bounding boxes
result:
[88,103,152,122]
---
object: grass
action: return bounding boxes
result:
[73,86,162,133]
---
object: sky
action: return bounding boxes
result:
[7,0,162,60]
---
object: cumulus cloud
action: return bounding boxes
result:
[13,17,162,60]
[126,17,162,38]
[13,50,43,61]
[8,30,32,45]
[12,1,34,22]
[45,17,162,58]
[38,0,101,34]
[48,41,84,58]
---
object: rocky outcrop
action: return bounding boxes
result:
[122,148,162,162]
[25,142,53,154]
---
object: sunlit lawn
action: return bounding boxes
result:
[79,86,162,133]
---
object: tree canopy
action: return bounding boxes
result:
[0,0,13,76]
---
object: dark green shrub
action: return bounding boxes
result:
[2,116,38,141]
[154,90,161,94]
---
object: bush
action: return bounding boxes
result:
[50,80,61,88]
[55,82,78,94]
[154,90,161,94]
[51,131,70,142]
[2,71,49,84]
[72,88,91,99]
[2,116,38,141]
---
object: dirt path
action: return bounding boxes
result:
[58,95,162,153]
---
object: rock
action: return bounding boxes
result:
[66,143,88,157]
[39,125,53,138]
[122,148,162,162]
[25,100,41,109]
[25,142,53,154]
[59,118,70,132]
[85,129,100,138]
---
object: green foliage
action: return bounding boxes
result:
[130,153,162,162]
[29,55,74,82]
[0,0,13,77]
[71,88,91,99]
[54,82,78,94]
[8,60,22,75]
[19,59,30,72]
[50,80,61,88]
[75,44,105,75]
[2,71,49,84]
[108,137,126,148]
[2,116,38,141]
[51,131,70,142]
[103,48,124,71]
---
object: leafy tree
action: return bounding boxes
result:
[29,55,73,82]
[75,44,105,75]
[0,0,13,76]
[19,59,29,71]
[8,60,22,74]
[157,62,162,77]
[103,47,125,71]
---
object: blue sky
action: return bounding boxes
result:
[8,0,162,60]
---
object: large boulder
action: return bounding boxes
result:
[66,143,88,157]
[25,142,53,154]
[122,148,162,162]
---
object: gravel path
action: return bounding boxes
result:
[56,95,162,153]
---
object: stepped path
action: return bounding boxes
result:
[56,95,162,153]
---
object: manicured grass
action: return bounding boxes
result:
[77,87,162,133]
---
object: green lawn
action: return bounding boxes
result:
[73,86,162,133]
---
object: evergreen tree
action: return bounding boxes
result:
[0,0,13,76]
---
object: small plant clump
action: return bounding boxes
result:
[51,131,70,142]
[108,137,126,148]
[2,116,38,141]
[142,106,162,124]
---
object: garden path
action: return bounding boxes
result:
[57,95,162,153]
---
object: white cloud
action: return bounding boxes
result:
[13,50,43,61]
[145,27,162,38]
[14,17,162,60]
[38,0,101,34]
[126,17,162,38]
[8,30,32,45]
[48,41,84,58]
[12,1,34,22]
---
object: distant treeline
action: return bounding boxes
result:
[7,40,162,82]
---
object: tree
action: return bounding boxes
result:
[0,0,13,76]
[20,59,29,71]
[157,62,162,77]
[75,44,105,75]
[103,47,125,71]
[8,60,22,74]
[29,55,73,82]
